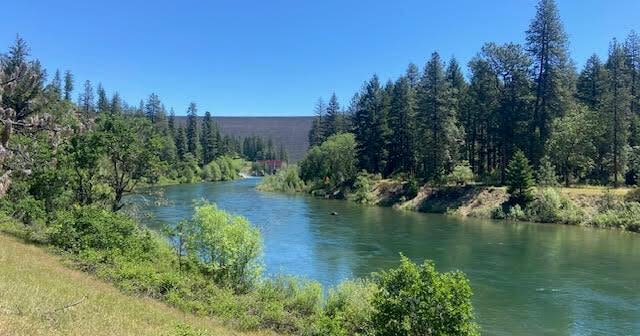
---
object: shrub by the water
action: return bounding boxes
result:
[352,171,377,204]
[448,161,475,186]
[256,165,305,193]
[371,255,479,336]
[525,188,583,224]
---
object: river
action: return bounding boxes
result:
[132,178,640,336]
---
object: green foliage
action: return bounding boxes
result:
[173,324,209,336]
[314,279,377,336]
[184,203,263,293]
[371,256,479,336]
[506,150,535,206]
[447,161,475,185]
[352,171,377,205]
[536,156,559,187]
[300,133,358,189]
[201,160,222,181]
[525,188,583,224]
[591,202,640,232]
[257,165,305,193]
[49,205,142,253]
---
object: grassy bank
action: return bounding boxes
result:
[0,233,275,336]
[355,179,638,232]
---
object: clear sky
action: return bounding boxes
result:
[1,0,638,116]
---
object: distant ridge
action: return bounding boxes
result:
[175,116,314,161]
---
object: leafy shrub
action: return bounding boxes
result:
[49,205,141,253]
[526,188,583,224]
[506,204,526,220]
[406,176,420,199]
[184,202,263,293]
[252,276,324,333]
[447,161,474,186]
[300,133,358,189]
[173,324,209,336]
[201,160,222,181]
[314,279,377,336]
[372,256,479,336]
[591,202,640,231]
[257,165,305,193]
[352,172,376,205]
[536,156,559,187]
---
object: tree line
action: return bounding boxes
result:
[309,0,640,188]
[0,35,289,219]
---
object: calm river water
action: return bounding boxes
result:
[133,178,640,336]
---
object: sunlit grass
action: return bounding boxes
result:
[0,234,276,336]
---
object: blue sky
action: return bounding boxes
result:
[1,0,638,116]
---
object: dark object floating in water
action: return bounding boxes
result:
[331,212,338,216]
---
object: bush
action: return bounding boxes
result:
[252,276,324,333]
[536,156,559,187]
[591,202,640,231]
[447,161,474,186]
[257,165,305,193]
[201,160,222,181]
[49,205,142,253]
[352,172,376,205]
[314,279,377,336]
[372,256,479,336]
[526,188,583,224]
[184,202,263,293]
[300,133,358,189]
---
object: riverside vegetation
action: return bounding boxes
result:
[260,0,640,233]
[0,27,478,336]
[260,134,640,233]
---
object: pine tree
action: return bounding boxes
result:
[446,57,468,166]
[308,98,326,146]
[482,42,533,183]
[387,76,417,175]
[49,69,62,100]
[353,75,388,173]
[78,80,94,116]
[325,93,342,137]
[175,127,188,160]
[96,83,110,113]
[604,40,632,187]
[186,102,199,158]
[201,111,217,164]
[506,150,535,205]
[405,63,420,88]
[168,108,176,135]
[577,54,607,109]
[416,52,462,180]
[145,93,162,123]
[63,70,74,101]
[110,92,123,115]
[467,57,500,176]
[526,0,573,164]
[1,35,44,117]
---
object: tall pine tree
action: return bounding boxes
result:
[526,0,573,164]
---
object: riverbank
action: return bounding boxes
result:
[0,233,276,336]
[356,179,639,232]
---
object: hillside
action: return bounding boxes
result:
[175,116,314,161]
[0,234,276,336]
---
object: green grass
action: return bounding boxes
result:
[0,234,277,336]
